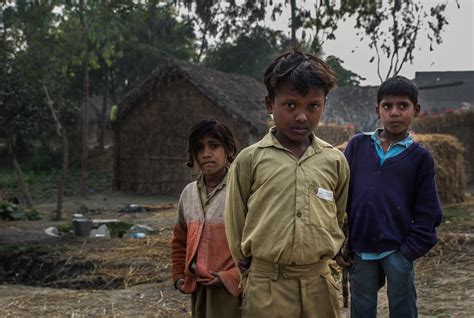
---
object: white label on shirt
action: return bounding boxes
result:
[317,187,334,201]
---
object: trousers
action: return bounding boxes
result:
[241,258,340,318]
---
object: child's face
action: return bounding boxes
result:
[376,95,420,135]
[266,81,325,146]
[195,135,227,177]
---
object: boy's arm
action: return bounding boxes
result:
[171,199,187,286]
[224,158,252,263]
[400,154,443,261]
[335,156,350,230]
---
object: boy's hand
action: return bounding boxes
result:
[335,254,352,268]
[237,256,252,273]
[197,272,223,287]
[175,278,186,293]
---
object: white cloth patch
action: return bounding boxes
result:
[317,187,334,201]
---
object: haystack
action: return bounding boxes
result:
[412,111,473,182]
[413,134,466,204]
[315,124,355,146]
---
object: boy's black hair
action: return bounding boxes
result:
[377,75,419,105]
[263,48,336,99]
[186,119,237,168]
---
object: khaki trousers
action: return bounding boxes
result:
[191,284,241,318]
[242,258,340,318]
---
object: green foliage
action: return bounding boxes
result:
[57,222,73,234]
[326,55,365,87]
[108,221,133,238]
[0,168,112,201]
[0,201,41,221]
[204,26,285,80]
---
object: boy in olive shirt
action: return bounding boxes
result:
[224,49,349,318]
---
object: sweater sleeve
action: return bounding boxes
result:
[224,154,252,263]
[215,266,241,297]
[171,197,187,284]
[400,153,443,261]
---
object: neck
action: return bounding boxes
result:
[204,168,227,187]
[274,130,311,158]
[379,129,409,144]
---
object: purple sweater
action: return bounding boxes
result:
[344,133,442,261]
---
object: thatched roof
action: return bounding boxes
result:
[325,86,379,131]
[117,58,268,137]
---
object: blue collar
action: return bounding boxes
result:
[370,128,412,148]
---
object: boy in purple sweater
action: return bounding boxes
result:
[340,76,442,317]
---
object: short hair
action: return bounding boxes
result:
[263,48,336,99]
[186,119,237,168]
[377,75,418,105]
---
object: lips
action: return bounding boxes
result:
[291,126,309,133]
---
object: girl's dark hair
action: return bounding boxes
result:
[263,48,336,99]
[377,75,418,105]
[186,119,237,168]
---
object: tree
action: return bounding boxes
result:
[204,26,285,80]
[115,2,196,92]
[0,2,55,209]
[326,55,365,87]
[346,0,449,82]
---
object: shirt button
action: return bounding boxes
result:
[296,212,302,217]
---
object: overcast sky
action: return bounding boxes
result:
[267,0,474,85]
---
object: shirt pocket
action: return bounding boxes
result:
[308,184,338,232]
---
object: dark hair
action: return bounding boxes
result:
[263,48,336,99]
[186,119,237,168]
[377,75,418,105]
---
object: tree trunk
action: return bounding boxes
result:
[290,0,297,46]
[7,137,33,209]
[80,3,89,196]
[43,81,69,220]
[56,133,69,220]
[98,66,109,151]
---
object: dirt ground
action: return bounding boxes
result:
[0,190,473,317]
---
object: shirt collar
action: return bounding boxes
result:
[198,170,228,191]
[370,128,413,148]
[258,126,322,154]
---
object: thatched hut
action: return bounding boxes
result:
[113,59,268,194]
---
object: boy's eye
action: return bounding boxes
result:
[285,103,296,109]
[308,104,320,111]
[382,104,391,110]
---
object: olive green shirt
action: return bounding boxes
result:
[224,128,350,265]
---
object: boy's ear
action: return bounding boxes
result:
[265,96,273,114]
[414,103,421,117]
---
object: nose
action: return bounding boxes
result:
[389,107,400,117]
[200,146,212,158]
[295,110,308,122]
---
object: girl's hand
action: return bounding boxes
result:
[198,272,223,287]
[175,278,186,293]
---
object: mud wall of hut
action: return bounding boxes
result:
[114,78,254,194]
